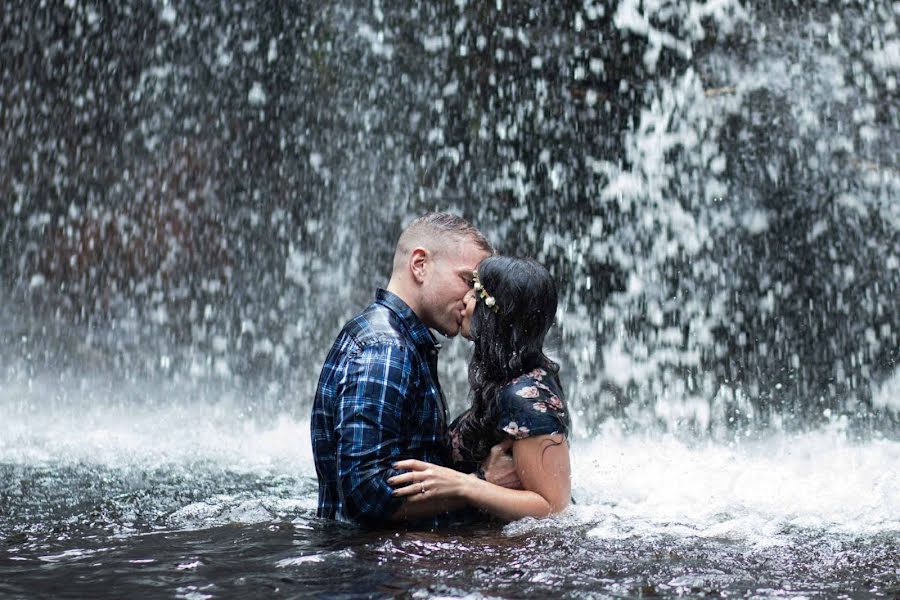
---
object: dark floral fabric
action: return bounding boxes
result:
[449,367,569,467]
[495,367,569,442]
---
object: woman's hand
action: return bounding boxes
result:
[481,439,523,489]
[388,460,477,501]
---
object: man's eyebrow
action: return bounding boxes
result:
[456,269,475,284]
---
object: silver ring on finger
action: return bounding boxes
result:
[419,482,426,494]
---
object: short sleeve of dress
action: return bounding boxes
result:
[494,368,569,441]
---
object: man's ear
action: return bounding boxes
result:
[409,247,431,284]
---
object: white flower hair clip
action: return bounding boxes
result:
[472,270,499,312]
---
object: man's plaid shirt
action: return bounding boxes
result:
[311,289,457,528]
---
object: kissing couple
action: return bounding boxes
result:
[311,212,571,528]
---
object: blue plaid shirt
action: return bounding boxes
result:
[311,289,462,529]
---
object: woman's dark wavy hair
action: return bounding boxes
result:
[456,256,561,462]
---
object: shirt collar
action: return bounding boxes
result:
[375,288,441,353]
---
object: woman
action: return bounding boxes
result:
[388,256,571,520]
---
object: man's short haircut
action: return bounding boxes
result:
[392,212,494,272]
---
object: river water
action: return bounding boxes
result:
[1,376,898,599]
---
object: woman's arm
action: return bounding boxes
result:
[387,439,524,523]
[389,433,570,521]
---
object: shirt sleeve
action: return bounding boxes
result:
[334,343,415,526]
[494,375,569,441]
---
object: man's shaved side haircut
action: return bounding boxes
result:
[392,212,494,274]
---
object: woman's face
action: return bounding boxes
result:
[460,288,477,340]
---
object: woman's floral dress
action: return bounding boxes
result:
[448,367,570,469]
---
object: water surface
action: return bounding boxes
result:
[2,381,897,598]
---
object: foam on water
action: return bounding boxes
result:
[0,378,314,475]
[0,403,314,478]
[566,424,900,544]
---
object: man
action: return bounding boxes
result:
[311,212,516,528]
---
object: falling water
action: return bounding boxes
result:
[1,1,898,598]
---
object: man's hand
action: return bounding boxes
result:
[480,439,522,489]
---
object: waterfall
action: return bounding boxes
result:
[1,1,897,433]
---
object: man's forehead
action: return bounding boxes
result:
[430,232,489,269]
[453,244,489,268]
